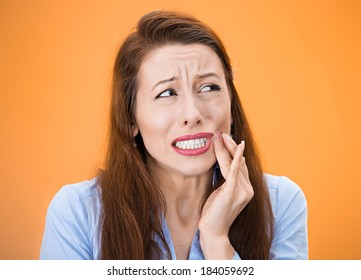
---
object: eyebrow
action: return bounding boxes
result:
[151,72,220,91]
[195,72,221,80]
[152,77,177,91]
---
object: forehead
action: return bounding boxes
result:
[138,44,224,81]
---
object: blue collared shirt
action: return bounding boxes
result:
[40,174,308,259]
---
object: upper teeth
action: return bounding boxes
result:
[175,138,207,150]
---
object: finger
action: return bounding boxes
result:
[213,131,232,178]
[221,133,237,158]
[224,141,245,189]
[233,140,249,184]
[228,141,245,177]
[227,143,253,201]
[240,156,251,185]
[221,135,251,185]
[237,157,254,203]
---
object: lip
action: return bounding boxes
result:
[172,132,214,156]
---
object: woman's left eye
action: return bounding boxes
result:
[199,84,221,93]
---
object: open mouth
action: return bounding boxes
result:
[174,137,207,150]
[172,132,213,156]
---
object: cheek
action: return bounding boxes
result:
[136,109,172,144]
[219,115,232,134]
[208,99,232,131]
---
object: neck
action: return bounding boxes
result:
[148,162,213,223]
[146,158,214,260]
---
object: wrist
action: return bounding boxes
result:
[199,231,235,260]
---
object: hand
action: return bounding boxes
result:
[198,131,254,259]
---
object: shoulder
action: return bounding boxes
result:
[264,174,307,217]
[264,174,303,197]
[47,177,102,226]
[41,178,102,259]
[51,177,101,203]
[264,174,308,259]
[48,177,101,211]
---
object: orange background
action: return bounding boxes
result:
[1,0,360,259]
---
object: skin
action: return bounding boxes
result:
[133,44,254,259]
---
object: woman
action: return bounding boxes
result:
[40,10,307,260]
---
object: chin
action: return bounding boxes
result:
[175,159,216,178]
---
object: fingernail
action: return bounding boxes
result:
[241,140,245,146]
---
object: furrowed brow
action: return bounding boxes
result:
[152,77,177,90]
[195,72,221,80]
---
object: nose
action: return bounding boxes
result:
[179,94,203,127]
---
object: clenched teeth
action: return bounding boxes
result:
[175,138,207,150]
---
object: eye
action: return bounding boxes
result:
[156,89,177,99]
[199,84,221,93]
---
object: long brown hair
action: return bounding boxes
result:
[99,10,274,259]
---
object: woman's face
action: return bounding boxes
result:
[133,44,232,177]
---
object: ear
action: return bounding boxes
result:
[132,123,139,137]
